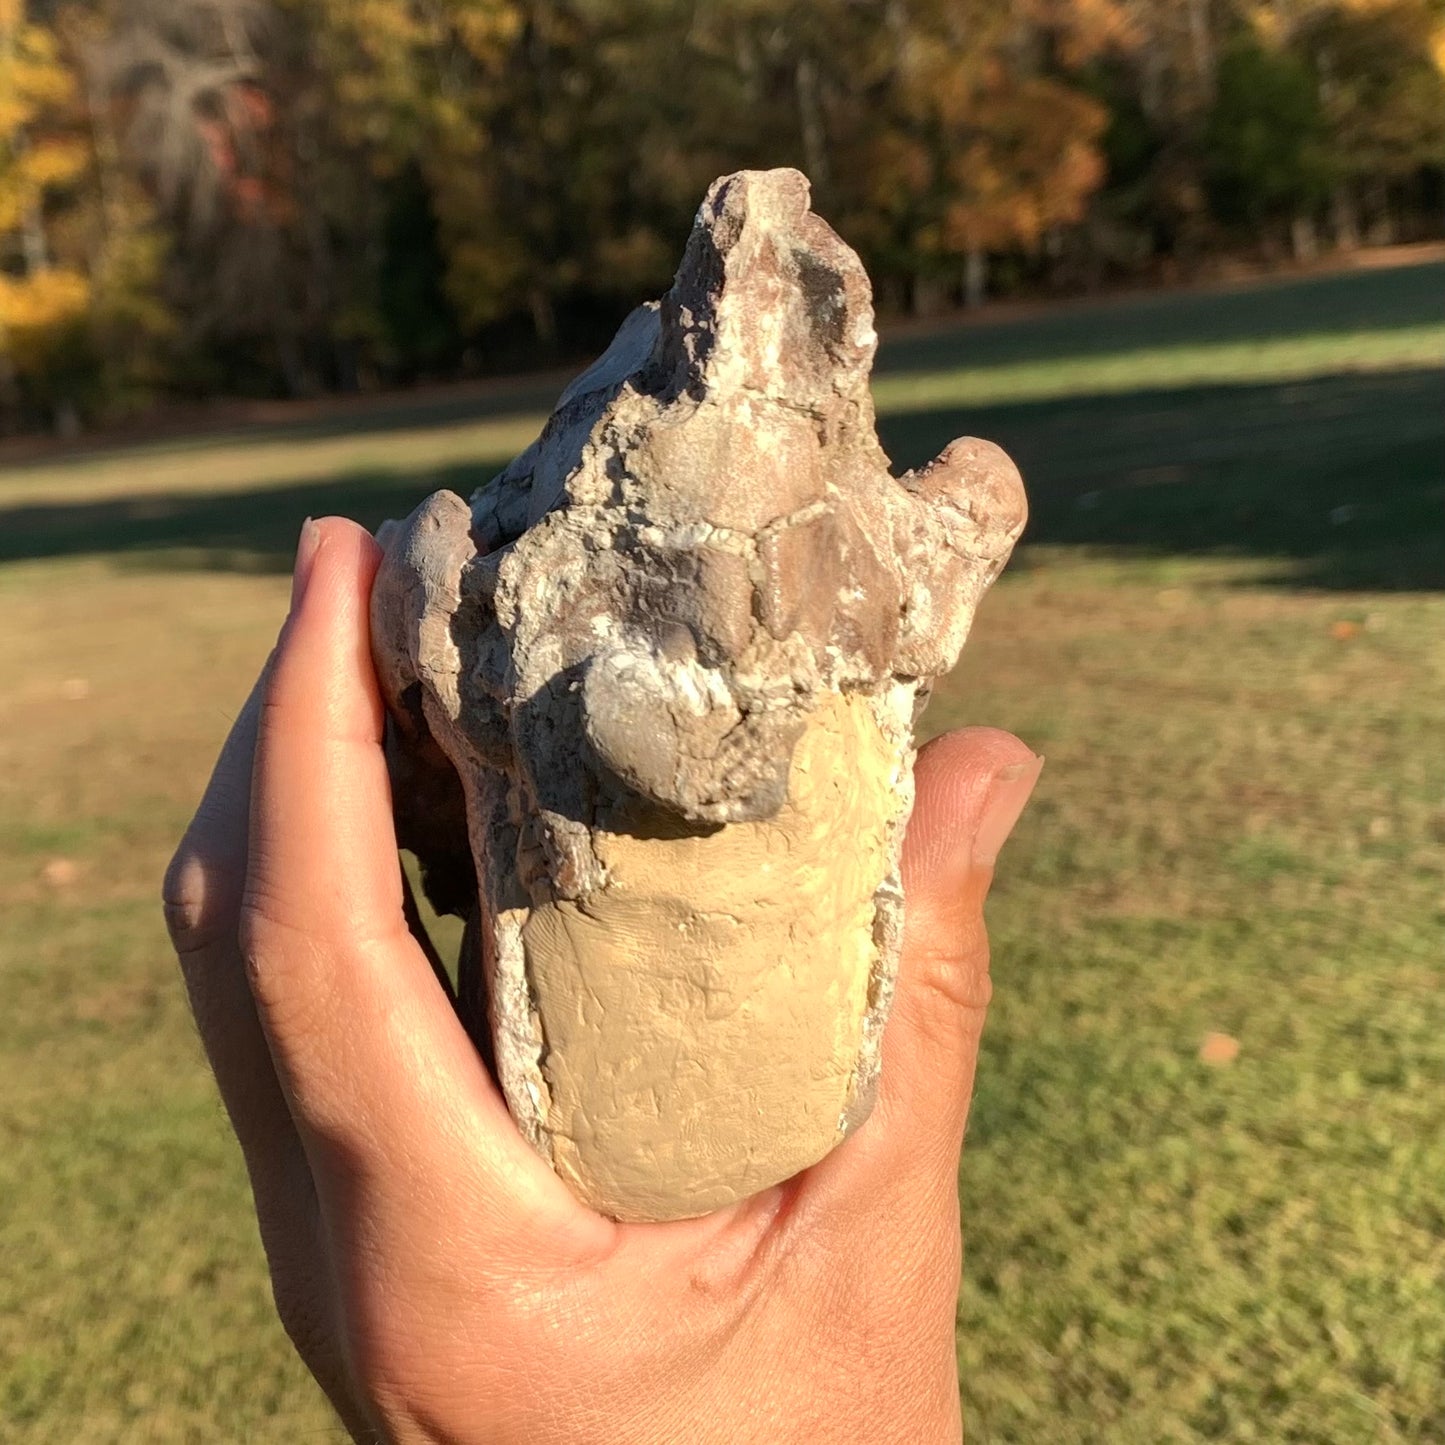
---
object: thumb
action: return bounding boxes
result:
[873,727,1042,1173]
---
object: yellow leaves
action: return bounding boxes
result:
[0,136,89,232]
[0,266,89,357]
[18,134,87,188]
[1247,0,1445,72]
[313,0,428,51]
[0,16,76,123]
[428,94,487,154]
[0,11,131,382]
[303,0,525,162]
[311,0,521,77]
[451,0,524,66]
[90,193,173,333]
[1243,0,1290,45]
[0,9,85,211]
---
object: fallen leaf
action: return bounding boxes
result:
[42,857,80,887]
[1329,620,1360,642]
[1199,1031,1240,1067]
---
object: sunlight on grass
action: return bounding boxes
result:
[872,323,1445,413]
[0,413,547,507]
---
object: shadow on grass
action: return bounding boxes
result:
[0,366,1440,591]
[0,460,511,574]
[879,366,1445,591]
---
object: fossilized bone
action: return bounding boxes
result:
[371,168,1026,1221]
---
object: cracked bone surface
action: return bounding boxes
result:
[371,168,1026,1221]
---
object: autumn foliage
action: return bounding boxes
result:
[0,0,1442,428]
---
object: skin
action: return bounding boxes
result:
[162,516,1041,1445]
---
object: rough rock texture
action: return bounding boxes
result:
[371,168,1026,1221]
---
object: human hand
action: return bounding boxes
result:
[163,516,1041,1445]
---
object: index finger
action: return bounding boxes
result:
[241,517,585,1245]
[164,663,313,1205]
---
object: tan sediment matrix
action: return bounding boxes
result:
[528,690,899,1218]
[371,168,1026,1220]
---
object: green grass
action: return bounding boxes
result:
[872,323,1445,411]
[2,259,1443,1441]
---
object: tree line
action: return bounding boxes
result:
[2,0,1442,431]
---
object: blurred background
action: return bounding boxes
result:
[0,0,1443,419]
[2,1,1443,1441]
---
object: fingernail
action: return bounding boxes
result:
[290,518,321,611]
[972,754,1043,868]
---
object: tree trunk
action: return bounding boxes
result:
[911,273,947,316]
[22,202,50,273]
[0,342,22,435]
[294,113,334,375]
[1331,184,1360,250]
[963,248,987,309]
[54,399,81,440]
[1185,0,1215,101]
[276,328,308,397]
[1365,183,1396,246]
[1290,215,1318,262]
[82,61,121,259]
[529,286,557,347]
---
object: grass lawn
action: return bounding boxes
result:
[2,259,1442,1442]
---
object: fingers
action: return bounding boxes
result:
[876,727,1041,1169]
[241,518,584,1246]
[162,664,315,1221]
[162,665,369,1418]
